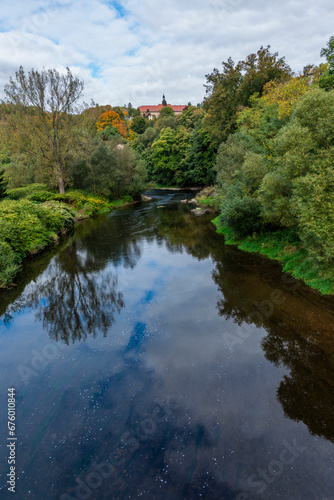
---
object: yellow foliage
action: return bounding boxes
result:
[262,77,310,119]
[127,129,137,141]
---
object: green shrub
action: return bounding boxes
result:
[7,183,48,200]
[28,191,56,202]
[220,195,263,237]
[0,199,75,260]
[39,201,76,230]
[53,190,112,214]
[122,195,134,203]
[0,241,20,287]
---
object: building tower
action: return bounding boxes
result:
[162,94,167,106]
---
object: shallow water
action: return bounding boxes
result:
[0,189,334,500]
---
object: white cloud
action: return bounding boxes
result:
[0,0,332,107]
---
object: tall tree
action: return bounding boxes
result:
[3,66,84,193]
[319,35,334,90]
[204,47,292,146]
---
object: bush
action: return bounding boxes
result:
[53,190,112,214]
[0,199,75,260]
[0,241,20,287]
[220,195,263,237]
[39,201,76,230]
[28,191,56,202]
[7,183,48,200]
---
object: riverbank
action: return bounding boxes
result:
[212,216,334,295]
[0,188,138,288]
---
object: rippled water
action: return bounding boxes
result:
[0,189,334,500]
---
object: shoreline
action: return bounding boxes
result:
[0,197,140,290]
[212,217,334,296]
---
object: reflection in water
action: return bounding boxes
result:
[30,242,125,342]
[2,239,125,343]
[0,190,334,499]
[264,331,334,442]
[158,203,334,444]
[212,244,334,443]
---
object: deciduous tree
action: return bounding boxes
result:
[3,66,84,193]
[96,110,127,137]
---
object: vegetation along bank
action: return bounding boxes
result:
[1,37,334,293]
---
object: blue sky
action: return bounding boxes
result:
[0,0,332,107]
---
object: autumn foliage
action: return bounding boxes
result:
[96,110,127,137]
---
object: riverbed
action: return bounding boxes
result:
[0,189,333,499]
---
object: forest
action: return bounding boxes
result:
[0,36,334,292]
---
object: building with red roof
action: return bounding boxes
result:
[138,95,187,119]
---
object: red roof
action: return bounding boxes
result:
[138,104,186,112]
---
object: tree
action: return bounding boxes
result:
[204,47,292,145]
[319,35,334,90]
[204,58,242,145]
[159,106,175,118]
[0,167,7,199]
[131,115,147,134]
[87,139,147,199]
[96,110,127,137]
[4,66,84,193]
[127,102,140,117]
[151,127,190,186]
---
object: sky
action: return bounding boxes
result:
[0,0,332,108]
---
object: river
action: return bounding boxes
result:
[0,189,333,500]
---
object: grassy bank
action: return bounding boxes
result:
[212,216,334,295]
[0,185,135,288]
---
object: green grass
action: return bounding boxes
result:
[212,216,334,295]
[197,196,221,209]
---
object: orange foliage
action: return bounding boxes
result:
[96,110,127,137]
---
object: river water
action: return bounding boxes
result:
[0,189,333,500]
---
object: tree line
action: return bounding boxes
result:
[1,36,334,291]
[0,68,145,200]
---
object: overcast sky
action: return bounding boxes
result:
[0,0,332,107]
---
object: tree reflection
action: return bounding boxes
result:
[25,240,125,343]
[212,247,334,442]
[156,204,223,260]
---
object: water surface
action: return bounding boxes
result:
[0,190,334,499]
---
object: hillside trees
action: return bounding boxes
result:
[204,46,292,146]
[215,80,334,265]
[3,66,84,193]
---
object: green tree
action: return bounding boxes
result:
[3,66,84,193]
[204,57,242,146]
[0,167,8,198]
[177,106,204,129]
[237,46,292,105]
[159,106,175,118]
[131,115,147,134]
[156,115,177,131]
[319,36,334,90]
[204,46,291,145]
[185,126,216,185]
[88,139,147,199]
[151,127,190,186]
[127,102,140,117]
